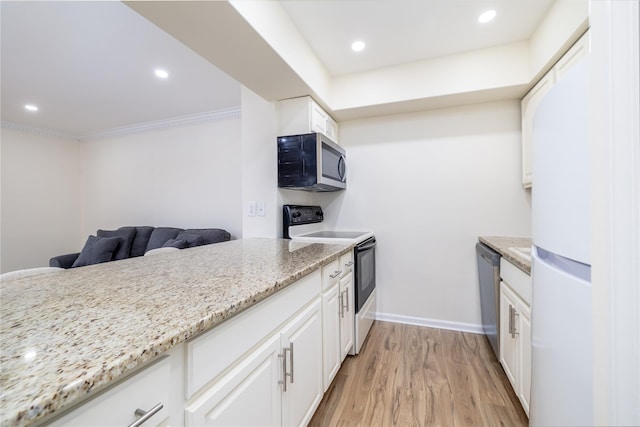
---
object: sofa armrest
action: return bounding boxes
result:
[49,253,80,269]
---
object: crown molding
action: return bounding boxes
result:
[78,107,241,141]
[0,121,79,141]
[1,107,241,142]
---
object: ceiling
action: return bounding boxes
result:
[280,0,554,76]
[0,1,241,137]
[0,0,555,137]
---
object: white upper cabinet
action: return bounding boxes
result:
[277,96,340,143]
[521,30,590,188]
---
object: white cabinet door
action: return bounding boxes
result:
[277,96,340,143]
[554,31,590,83]
[322,283,341,391]
[520,30,589,189]
[281,299,323,427]
[184,335,282,426]
[339,273,354,360]
[499,282,518,388]
[310,101,328,135]
[519,303,532,416]
[499,278,532,417]
[521,72,554,188]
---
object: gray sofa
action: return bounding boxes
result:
[50,226,231,269]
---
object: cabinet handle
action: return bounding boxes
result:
[278,347,288,392]
[508,305,514,337]
[128,403,163,427]
[279,342,295,391]
[508,305,520,338]
[330,270,342,279]
[344,288,349,313]
[288,342,294,384]
[338,292,344,318]
[345,261,354,267]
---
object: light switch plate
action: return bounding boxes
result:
[248,201,257,217]
[257,202,265,217]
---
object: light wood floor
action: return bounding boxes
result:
[309,321,528,427]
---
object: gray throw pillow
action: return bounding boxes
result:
[175,231,204,248]
[162,239,188,249]
[97,227,136,260]
[72,235,121,268]
[146,227,183,252]
[183,229,231,245]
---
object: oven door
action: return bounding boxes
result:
[355,237,376,313]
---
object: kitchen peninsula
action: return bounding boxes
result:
[0,239,352,426]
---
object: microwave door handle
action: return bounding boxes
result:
[338,155,346,182]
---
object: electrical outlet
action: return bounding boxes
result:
[257,202,266,217]
[248,201,257,217]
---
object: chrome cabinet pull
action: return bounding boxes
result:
[509,304,513,338]
[338,292,344,318]
[344,288,349,313]
[330,270,342,279]
[128,403,163,427]
[278,347,288,392]
[508,305,520,338]
[288,342,294,384]
[345,261,354,267]
[279,342,295,391]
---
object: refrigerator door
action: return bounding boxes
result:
[530,247,592,426]
[531,60,590,264]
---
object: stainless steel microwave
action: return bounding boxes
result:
[277,132,346,192]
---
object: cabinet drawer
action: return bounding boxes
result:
[500,258,532,305]
[186,269,321,398]
[339,251,354,277]
[322,259,341,291]
[49,357,170,427]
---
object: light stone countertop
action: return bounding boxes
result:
[478,236,532,274]
[0,238,352,427]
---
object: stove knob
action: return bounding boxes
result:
[292,212,301,218]
[315,211,322,217]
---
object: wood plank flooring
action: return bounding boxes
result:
[309,321,528,427]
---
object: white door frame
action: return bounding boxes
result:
[590,1,640,425]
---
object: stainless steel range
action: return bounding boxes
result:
[283,205,376,354]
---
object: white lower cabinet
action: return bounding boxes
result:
[47,264,346,427]
[185,300,323,427]
[321,254,355,391]
[49,357,171,427]
[280,299,324,426]
[184,335,282,426]
[321,283,341,391]
[499,279,532,416]
[339,273,354,361]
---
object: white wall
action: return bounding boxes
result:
[240,86,279,238]
[82,119,242,239]
[0,127,83,272]
[317,100,531,330]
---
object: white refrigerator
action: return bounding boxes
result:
[530,59,593,426]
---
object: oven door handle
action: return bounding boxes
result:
[356,240,376,251]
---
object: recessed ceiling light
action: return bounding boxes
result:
[351,40,365,52]
[154,69,169,79]
[478,10,496,23]
[24,104,38,112]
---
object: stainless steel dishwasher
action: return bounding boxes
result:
[476,242,501,359]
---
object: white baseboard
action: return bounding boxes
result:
[375,312,484,335]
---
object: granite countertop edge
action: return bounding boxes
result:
[1,239,353,427]
[478,236,532,274]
